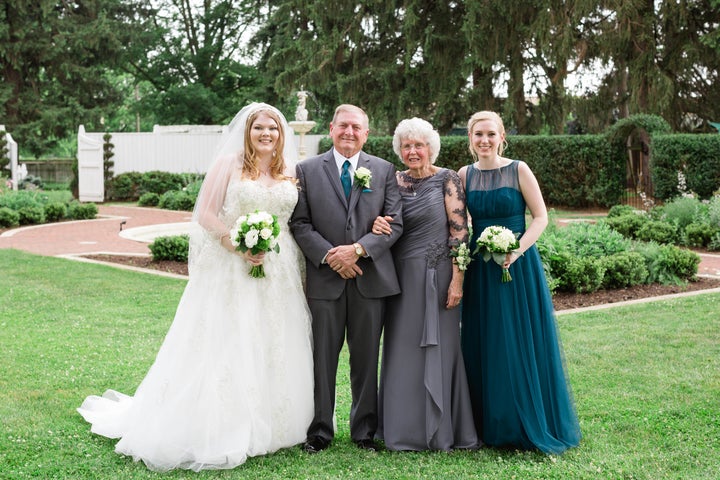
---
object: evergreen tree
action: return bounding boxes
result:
[0,1,150,156]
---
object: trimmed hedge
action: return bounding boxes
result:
[651,134,720,200]
[322,134,621,208]
[318,113,720,208]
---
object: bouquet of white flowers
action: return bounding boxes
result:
[474,225,520,282]
[230,210,281,278]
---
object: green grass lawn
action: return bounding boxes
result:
[1,249,719,479]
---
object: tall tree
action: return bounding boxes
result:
[254,1,404,132]
[463,0,536,133]
[656,0,720,130]
[527,0,599,133]
[0,1,150,156]
[254,1,473,133]
[126,0,269,126]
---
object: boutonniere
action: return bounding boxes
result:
[354,167,372,192]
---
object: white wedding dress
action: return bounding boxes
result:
[78,179,314,472]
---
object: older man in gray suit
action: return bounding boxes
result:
[290,104,403,453]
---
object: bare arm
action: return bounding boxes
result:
[503,161,548,268]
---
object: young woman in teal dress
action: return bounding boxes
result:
[458,111,581,454]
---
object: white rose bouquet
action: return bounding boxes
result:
[474,225,520,282]
[229,210,281,278]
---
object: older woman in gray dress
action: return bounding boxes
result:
[373,118,479,451]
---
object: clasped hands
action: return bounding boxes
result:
[327,245,362,279]
[220,234,265,266]
[243,251,265,266]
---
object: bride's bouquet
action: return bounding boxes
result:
[230,210,281,278]
[474,225,520,283]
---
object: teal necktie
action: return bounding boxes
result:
[341,160,352,199]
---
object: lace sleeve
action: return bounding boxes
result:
[443,169,468,248]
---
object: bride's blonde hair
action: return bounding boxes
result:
[242,108,287,180]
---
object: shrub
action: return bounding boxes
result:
[139,171,185,195]
[19,174,44,190]
[551,221,631,258]
[0,190,45,211]
[636,220,678,244]
[607,204,638,218]
[708,196,720,228]
[138,192,160,207]
[661,245,702,281]
[603,213,646,239]
[68,202,98,220]
[149,235,189,262]
[600,251,648,289]
[660,196,705,230]
[559,255,605,293]
[107,172,143,201]
[17,205,45,225]
[184,179,203,201]
[683,222,717,247]
[633,242,699,285]
[0,207,20,228]
[44,202,67,222]
[158,190,195,211]
[709,231,720,251]
[536,244,571,295]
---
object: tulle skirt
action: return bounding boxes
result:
[78,238,314,471]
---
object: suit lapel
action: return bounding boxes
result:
[347,154,370,211]
[322,152,349,206]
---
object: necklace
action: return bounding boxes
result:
[405,171,433,196]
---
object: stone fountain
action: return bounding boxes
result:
[288,90,316,161]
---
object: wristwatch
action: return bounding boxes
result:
[353,243,364,256]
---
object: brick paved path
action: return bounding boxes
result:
[1,205,719,278]
[0,205,191,256]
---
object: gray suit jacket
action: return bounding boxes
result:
[290,149,403,300]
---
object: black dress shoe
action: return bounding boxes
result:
[354,439,382,452]
[302,436,329,454]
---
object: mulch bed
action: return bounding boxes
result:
[81,254,720,311]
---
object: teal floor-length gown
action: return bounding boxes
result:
[461,161,581,454]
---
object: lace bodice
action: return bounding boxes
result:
[392,168,468,263]
[219,179,298,231]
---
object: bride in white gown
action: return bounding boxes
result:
[78,103,314,472]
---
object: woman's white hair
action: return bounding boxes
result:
[392,117,441,164]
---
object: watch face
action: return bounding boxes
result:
[355,245,363,255]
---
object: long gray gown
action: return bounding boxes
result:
[377,168,479,451]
